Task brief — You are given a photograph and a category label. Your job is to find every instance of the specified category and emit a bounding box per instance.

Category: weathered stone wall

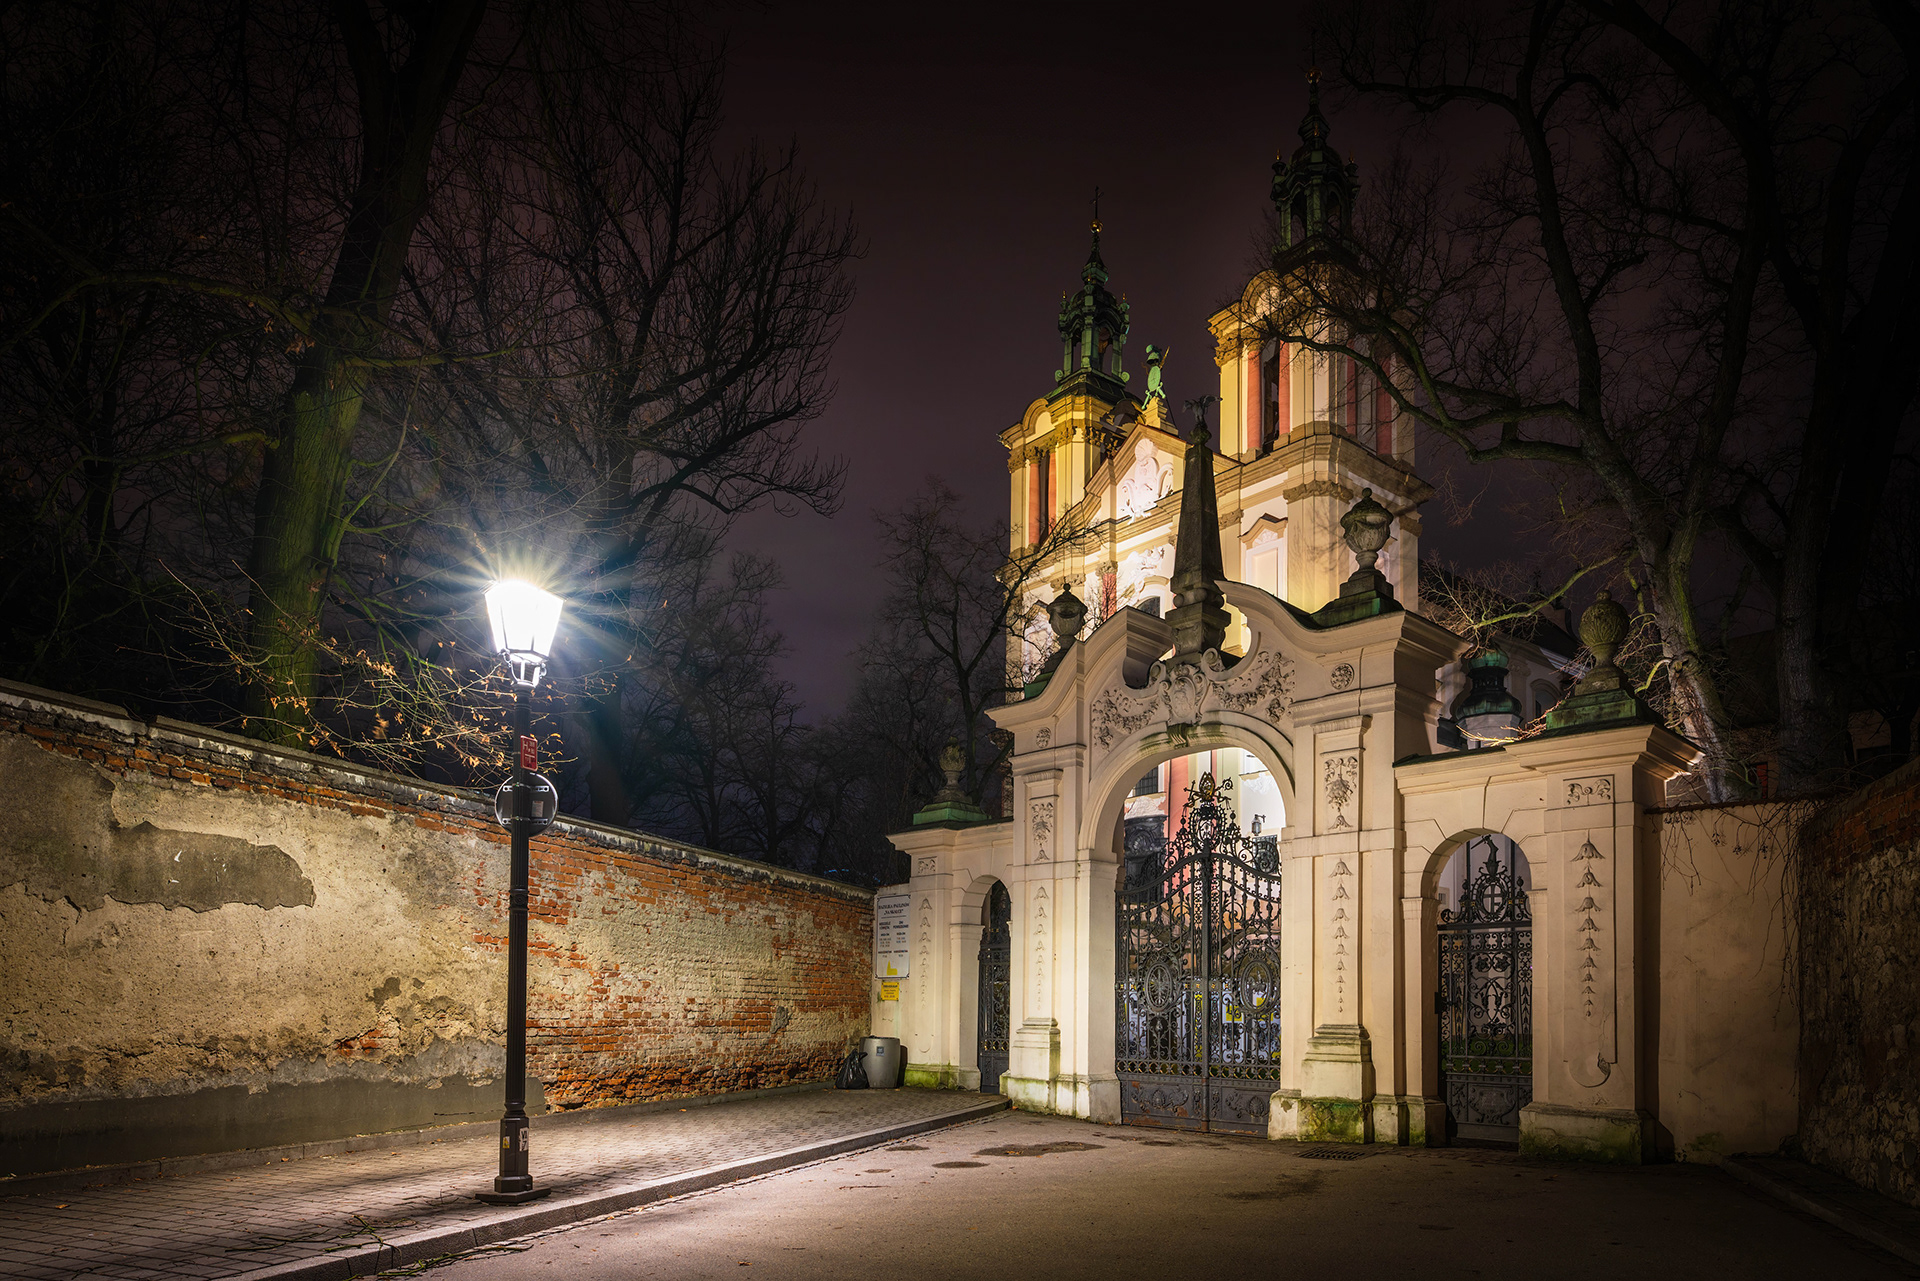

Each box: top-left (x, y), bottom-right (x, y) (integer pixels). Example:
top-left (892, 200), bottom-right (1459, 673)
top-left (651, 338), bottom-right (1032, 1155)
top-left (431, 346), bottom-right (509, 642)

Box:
top-left (0, 681), bottom-right (872, 1178)
top-left (1653, 802), bottom-right (1801, 1160)
top-left (1797, 757), bottom-right (1920, 1208)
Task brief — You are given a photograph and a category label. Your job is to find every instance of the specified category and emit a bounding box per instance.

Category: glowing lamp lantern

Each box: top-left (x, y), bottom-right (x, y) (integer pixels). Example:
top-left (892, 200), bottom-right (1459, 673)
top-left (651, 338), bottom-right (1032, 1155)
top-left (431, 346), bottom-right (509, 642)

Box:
top-left (484, 580), bottom-right (564, 687)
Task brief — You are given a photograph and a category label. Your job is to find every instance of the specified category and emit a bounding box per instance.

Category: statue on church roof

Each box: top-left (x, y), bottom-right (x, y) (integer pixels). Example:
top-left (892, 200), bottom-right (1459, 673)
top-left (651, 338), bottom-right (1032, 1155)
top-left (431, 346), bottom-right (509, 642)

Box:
top-left (1143, 343), bottom-right (1169, 404)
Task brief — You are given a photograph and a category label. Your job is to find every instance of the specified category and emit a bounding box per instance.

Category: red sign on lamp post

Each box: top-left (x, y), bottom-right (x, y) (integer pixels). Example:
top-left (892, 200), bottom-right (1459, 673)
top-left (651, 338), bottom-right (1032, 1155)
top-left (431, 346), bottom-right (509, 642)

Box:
top-left (519, 735), bottom-right (537, 771)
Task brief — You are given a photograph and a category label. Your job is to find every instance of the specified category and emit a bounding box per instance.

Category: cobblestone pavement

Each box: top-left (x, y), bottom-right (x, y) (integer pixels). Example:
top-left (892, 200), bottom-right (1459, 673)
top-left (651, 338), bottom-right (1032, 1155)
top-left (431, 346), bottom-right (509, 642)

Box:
top-left (0, 1087), bottom-right (992, 1281)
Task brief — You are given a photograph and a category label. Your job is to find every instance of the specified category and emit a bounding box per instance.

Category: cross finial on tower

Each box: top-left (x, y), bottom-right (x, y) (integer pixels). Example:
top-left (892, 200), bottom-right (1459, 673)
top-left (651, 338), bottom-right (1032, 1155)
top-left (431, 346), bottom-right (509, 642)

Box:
top-left (1091, 185), bottom-right (1103, 234)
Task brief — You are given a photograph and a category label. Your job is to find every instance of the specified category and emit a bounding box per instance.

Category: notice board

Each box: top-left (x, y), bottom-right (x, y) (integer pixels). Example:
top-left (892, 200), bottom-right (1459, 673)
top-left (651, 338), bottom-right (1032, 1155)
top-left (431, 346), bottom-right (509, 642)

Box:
top-left (875, 893), bottom-right (910, 978)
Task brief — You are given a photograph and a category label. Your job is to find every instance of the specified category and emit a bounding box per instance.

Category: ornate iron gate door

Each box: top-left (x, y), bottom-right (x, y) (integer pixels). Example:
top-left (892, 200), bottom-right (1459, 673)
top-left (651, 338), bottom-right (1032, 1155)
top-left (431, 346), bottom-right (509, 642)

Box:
top-left (977, 882), bottom-right (1011, 1094)
top-left (1117, 775), bottom-right (1282, 1134)
top-left (1437, 836), bottom-right (1533, 1142)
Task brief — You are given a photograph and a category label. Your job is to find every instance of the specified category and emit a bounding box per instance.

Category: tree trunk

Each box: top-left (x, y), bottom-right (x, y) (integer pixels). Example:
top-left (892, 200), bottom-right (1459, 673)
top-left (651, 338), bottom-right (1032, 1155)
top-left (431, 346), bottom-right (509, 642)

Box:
top-left (242, 351), bottom-right (371, 743)
top-left (581, 677), bottom-right (633, 824)
top-left (240, 0), bottom-right (486, 744)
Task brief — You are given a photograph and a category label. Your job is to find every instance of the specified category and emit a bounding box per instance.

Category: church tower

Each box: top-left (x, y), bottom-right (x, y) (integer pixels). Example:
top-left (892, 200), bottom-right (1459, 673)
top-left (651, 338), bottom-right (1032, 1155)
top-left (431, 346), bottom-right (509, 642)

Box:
top-left (1208, 70), bottom-right (1430, 615)
top-left (1003, 219), bottom-right (1141, 557)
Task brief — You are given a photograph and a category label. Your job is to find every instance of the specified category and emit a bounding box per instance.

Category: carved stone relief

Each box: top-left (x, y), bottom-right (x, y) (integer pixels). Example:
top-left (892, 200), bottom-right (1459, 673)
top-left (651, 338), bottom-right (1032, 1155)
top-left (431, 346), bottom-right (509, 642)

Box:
top-left (1330, 856), bottom-right (1355, 1017)
top-left (1329, 662), bottom-right (1356, 691)
top-left (1090, 648), bottom-right (1295, 750)
top-left (915, 894), bottom-right (934, 1053)
top-left (1116, 544), bottom-right (1170, 605)
top-left (1115, 439), bottom-right (1173, 522)
top-left (1569, 834), bottom-right (1615, 1088)
top-left (1031, 883), bottom-right (1051, 1013)
top-left (1323, 755), bottom-right (1358, 830)
top-left (1565, 776), bottom-right (1614, 806)
top-left (1035, 727), bottom-right (1051, 749)
top-left (917, 855), bottom-right (937, 876)
top-left (1030, 799), bottom-right (1055, 863)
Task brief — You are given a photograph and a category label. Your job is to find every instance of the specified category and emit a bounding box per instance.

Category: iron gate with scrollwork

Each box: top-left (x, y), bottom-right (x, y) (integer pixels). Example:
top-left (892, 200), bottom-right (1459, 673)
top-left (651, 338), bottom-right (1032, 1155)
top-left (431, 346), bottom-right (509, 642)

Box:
top-left (976, 882), bottom-right (1011, 1094)
top-left (1116, 774), bottom-right (1283, 1134)
top-left (1437, 835), bottom-right (1533, 1142)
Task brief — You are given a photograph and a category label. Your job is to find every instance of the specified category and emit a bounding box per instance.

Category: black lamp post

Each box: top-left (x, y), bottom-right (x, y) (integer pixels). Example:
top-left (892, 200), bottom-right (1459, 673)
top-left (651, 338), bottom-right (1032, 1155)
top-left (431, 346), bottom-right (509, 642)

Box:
top-left (477, 578), bottom-right (563, 1205)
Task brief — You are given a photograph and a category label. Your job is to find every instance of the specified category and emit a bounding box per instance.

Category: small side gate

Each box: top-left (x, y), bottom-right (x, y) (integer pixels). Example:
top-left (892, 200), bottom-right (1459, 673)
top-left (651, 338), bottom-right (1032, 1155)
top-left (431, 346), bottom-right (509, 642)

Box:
top-left (1116, 775), bottom-right (1282, 1134)
top-left (976, 882), bottom-right (1011, 1093)
top-left (1437, 835), bottom-right (1533, 1142)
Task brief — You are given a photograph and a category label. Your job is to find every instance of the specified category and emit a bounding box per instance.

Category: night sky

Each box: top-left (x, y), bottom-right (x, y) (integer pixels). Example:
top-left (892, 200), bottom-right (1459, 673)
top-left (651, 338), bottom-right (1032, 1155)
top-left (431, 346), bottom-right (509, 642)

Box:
top-left (716, 1), bottom-right (1516, 712)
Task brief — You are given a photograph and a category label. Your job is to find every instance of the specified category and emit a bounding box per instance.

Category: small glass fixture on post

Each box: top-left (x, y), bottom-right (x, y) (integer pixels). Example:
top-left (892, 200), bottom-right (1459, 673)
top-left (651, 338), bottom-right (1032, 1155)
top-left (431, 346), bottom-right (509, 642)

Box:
top-left (476, 579), bottom-right (564, 1205)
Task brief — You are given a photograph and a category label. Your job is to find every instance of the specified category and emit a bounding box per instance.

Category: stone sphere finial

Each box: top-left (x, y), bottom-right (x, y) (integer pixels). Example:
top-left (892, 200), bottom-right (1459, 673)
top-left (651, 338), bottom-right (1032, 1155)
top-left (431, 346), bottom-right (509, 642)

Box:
top-left (1340, 487), bottom-right (1393, 571)
top-left (1579, 589), bottom-right (1630, 674)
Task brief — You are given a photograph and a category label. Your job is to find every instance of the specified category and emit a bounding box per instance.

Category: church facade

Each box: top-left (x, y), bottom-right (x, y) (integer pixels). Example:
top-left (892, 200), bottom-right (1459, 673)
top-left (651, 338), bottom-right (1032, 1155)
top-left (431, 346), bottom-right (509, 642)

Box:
top-left (877, 86), bottom-right (1785, 1162)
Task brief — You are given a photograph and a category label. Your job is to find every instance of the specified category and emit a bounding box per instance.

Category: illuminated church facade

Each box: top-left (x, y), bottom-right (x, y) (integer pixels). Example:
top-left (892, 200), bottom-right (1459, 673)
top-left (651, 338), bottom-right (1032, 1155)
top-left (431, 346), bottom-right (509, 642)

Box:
top-left (878, 81), bottom-right (1795, 1163)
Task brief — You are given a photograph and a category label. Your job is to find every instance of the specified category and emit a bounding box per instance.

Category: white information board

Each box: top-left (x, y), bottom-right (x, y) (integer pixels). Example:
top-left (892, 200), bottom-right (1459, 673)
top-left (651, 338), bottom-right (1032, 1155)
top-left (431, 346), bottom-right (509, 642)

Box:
top-left (875, 893), bottom-right (910, 978)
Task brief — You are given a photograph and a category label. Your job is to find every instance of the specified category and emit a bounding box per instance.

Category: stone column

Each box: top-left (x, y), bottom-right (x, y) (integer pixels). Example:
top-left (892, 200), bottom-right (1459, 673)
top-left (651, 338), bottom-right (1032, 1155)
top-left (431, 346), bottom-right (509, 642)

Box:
top-left (1397, 888), bottom-right (1445, 1144)
top-left (1294, 713), bottom-right (1379, 1142)
top-left (1006, 773), bottom-right (1062, 1109)
top-left (1244, 341), bottom-right (1261, 454)
top-left (1520, 768), bottom-right (1651, 1162)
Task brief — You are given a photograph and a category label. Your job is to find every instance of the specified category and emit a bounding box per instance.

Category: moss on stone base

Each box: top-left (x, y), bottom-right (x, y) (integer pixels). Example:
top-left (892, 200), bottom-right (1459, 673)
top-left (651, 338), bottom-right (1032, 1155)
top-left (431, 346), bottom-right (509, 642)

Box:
top-left (1299, 1098), bottom-right (1373, 1143)
top-left (1519, 1103), bottom-right (1650, 1164)
top-left (902, 1064), bottom-right (961, 1090)
top-left (1001, 1075), bottom-right (1056, 1114)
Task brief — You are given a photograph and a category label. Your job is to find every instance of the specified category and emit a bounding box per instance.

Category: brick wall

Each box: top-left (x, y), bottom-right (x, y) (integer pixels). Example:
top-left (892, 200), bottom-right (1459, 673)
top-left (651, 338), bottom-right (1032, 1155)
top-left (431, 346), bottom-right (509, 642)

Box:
top-left (1797, 756), bottom-right (1920, 1207)
top-left (0, 680), bottom-right (873, 1178)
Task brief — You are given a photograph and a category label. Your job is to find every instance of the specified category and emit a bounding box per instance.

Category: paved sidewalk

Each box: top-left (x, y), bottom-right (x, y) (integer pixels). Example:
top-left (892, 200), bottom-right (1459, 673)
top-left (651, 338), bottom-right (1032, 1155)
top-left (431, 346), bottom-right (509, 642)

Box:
top-left (0, 1087), bottom-right (1005, 1281)
top-left (1720, 1153), bottom-right (1920, 1266)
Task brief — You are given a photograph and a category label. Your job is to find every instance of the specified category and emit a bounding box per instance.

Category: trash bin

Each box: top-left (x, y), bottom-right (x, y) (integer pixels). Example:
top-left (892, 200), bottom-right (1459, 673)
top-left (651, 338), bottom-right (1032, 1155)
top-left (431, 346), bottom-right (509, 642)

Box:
top-left (860, 1035), bottom-right (902, 1089)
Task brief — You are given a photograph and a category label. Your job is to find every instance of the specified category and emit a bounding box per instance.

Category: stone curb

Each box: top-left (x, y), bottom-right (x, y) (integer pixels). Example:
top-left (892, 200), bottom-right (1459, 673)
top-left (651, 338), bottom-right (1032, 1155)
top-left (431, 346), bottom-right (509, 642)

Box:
top-left (1716, 1155), bottom-right (1920, 1267)
top-left (224, 1097), bottom-right (1009, 1281)
top-left (1, 1080), bottom-right (834, 1199)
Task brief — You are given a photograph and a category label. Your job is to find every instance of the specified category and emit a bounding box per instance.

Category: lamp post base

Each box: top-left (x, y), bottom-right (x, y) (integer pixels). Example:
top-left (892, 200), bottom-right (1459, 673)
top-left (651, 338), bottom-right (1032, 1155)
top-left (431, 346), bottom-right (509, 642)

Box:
top-left (476, 1185), bottom-right (554, 1205)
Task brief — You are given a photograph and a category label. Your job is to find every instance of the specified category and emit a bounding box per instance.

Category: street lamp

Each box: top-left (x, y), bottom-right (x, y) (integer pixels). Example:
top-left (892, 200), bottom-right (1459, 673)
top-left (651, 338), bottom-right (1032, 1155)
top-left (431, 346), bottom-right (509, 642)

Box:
top-left (477, 578), bottom-right (563, 1205)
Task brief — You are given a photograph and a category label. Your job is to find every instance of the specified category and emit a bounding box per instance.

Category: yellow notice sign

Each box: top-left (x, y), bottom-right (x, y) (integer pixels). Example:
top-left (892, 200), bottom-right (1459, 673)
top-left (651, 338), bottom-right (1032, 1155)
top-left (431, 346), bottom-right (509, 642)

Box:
top-left (879, 979), bottom-right (900, 1001)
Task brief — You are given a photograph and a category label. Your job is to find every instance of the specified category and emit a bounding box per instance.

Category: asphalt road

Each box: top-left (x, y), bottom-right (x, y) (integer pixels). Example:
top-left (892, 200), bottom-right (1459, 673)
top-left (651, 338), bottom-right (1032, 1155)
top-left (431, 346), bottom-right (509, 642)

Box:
top-left (428, 1111), bottom-right (1918, 1280)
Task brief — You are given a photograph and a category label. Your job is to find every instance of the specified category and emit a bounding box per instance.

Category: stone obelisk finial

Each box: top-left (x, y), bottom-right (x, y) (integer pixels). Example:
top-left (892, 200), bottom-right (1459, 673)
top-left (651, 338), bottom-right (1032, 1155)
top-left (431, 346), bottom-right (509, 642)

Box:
top-left (1167, 396), bottom-right (1228, 665)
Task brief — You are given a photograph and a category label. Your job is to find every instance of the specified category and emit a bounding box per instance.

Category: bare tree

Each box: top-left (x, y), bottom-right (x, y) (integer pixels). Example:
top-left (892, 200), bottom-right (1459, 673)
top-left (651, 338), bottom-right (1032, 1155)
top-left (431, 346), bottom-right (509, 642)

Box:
top-left (358, 4), bottom-right (856, 819)
top-left (0, 2), bottom-right (279, 709)
top-left (849, 480), bottom-right (1095, 816)
top-left (1257, 0), bottom-right (1917, 797)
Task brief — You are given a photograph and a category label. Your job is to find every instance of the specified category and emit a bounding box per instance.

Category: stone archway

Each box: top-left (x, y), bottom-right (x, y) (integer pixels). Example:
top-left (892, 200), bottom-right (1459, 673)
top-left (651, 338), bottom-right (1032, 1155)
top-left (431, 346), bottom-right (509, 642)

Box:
top-left (1089, 728), bottom-right (1292, 1133)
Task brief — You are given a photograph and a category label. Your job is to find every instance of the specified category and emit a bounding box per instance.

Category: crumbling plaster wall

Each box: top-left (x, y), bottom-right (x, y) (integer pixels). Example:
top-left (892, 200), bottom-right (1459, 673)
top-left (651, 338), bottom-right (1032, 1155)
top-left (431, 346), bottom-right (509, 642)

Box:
top-left (0, 682), bottom-right (872, 1178)
top-left (1797, 757), bottom-right (1920, 1208)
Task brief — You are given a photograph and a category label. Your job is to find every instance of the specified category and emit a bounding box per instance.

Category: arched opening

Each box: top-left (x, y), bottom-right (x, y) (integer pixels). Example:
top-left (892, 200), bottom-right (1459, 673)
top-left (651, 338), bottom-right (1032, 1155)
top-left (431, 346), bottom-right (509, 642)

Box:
top-left (975, 881), bottom-right (1011, 1095)
top-left (1120, 748), bottom-right (1283, 884)
top-left (1115, 761), bottom-right (1286, 1134)
top-left (1435, 834), bottom-right (1533, 1145)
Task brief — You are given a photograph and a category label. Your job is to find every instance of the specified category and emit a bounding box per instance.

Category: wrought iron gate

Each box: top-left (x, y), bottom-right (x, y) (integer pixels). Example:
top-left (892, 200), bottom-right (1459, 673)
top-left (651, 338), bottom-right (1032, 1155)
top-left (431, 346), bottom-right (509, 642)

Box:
top-left (977, 882), bottom-right (1011, 1094)
top-left (1116, 774), bottom-right (1283, 1133)
top-left (1437, 835), bottom-right (1533, 1142)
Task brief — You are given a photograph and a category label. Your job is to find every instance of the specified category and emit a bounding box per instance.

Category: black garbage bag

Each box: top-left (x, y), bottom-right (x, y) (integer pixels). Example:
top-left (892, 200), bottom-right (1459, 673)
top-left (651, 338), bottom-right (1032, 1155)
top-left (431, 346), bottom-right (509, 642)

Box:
top-left (835, 1045), bottom-right (869, 1090)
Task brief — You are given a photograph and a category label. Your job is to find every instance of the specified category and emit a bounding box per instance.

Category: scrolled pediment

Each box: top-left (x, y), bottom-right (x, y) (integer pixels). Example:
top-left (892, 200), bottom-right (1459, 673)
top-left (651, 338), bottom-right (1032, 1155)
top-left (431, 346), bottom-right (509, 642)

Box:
top-left (1091, 648), bottom-right (1295, 750)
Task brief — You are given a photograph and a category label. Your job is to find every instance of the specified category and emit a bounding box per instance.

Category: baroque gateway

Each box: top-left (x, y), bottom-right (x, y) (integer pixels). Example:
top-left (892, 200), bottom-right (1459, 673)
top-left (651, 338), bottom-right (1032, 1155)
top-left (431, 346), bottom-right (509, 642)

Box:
top-left (879, 83), bottom-right (1782, 1162)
